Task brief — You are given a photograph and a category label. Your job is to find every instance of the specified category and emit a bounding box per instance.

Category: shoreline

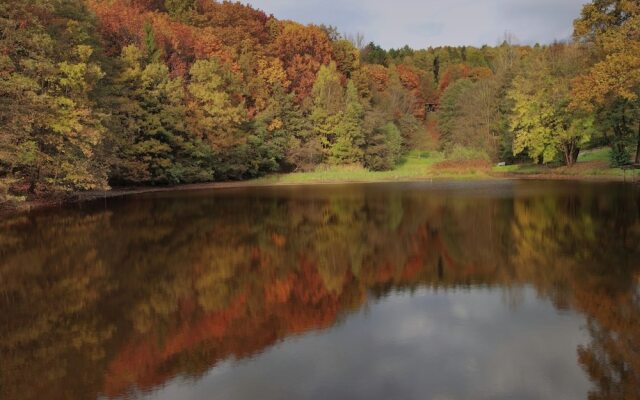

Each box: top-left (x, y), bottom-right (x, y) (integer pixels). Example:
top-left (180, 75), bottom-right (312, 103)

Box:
top-left (1, 172), bottom-right (638, 216)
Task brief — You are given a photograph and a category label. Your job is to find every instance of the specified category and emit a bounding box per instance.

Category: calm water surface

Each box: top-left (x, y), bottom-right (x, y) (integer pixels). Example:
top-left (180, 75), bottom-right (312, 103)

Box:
top-left (1, 180), bottom-right (639, 400)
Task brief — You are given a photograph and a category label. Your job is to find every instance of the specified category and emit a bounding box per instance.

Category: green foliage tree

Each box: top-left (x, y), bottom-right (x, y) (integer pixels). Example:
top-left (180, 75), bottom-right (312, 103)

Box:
top-left (143, 21), bottom-right (161, 64)
top-left (108, 45), bottom-right (213, 184)
top-left (363, 110), bottom-right (403, 171)
top-left (163, 0), bottom-right (196, 20)
top-left (310, 62), bottom-right (345, 161)
top-left (187, 59), bottom-right (246, 179)
top-left (573, 0), bottom-right (640, 163)
top-left (361, 42), bottom-right (387, 66)
top-left (250, 85), bottom-right (297, 174)
top-left (375, 66), bottom-right (421, 148)
top-left (438, 79), bottom-right (474, 153)
top-left (330, 81), bottom-right (365, 164)
top-left (332, 40), bottom-right (360, 78)
top-left (592, 99), bottom-right (638, 166)
top-left (509, 46), bottom-right (593, 166)
top-left (388, 45), bottom-right (415, 62)
top-left (0, 0), bottom-right (109, 195)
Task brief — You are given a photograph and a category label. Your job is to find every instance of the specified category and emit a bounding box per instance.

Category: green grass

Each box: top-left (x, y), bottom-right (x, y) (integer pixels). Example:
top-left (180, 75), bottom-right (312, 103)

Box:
top-left (493, 164), bottom-right (543, 174)
top-left (578, 147), bottom-right (611, 162)
top-left (257, 150), bottom-right (491, 184)
top-left (492, 147), bottom-right (640, 179)
top-left (255, 147), bottom-right (639, 186)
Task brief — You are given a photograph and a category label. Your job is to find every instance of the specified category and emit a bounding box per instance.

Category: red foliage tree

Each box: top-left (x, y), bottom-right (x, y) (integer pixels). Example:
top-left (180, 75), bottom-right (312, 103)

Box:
top-left (364, 64), bottom-right (390, 92)
top-left (397, 64), bottom-right (426, 119)
top-left (196, 0), bottom-right (272, 50)
top-left (271, 22), bottom-right (333, 101)
top-left (88, 0), bottom-right (235, 77)
top-left (438, 63), bottom-right (493, 95)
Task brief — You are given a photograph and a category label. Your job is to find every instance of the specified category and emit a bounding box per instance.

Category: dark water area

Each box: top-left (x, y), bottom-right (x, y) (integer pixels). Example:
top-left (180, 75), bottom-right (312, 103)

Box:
top-left (1, 180), bottom-right (639, 400)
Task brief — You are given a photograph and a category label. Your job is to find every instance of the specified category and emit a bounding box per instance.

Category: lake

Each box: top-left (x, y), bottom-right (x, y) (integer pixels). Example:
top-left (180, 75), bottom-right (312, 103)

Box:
top-left (1, 180), bottom-right (639, 400)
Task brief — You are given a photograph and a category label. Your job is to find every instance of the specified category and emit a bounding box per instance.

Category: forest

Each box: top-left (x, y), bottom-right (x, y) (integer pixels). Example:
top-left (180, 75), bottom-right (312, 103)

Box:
top-left (1, 0), bottom-right (639, 202)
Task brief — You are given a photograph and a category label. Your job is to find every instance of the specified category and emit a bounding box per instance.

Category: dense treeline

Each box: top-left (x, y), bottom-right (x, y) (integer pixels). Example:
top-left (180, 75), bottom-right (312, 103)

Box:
top-left (438, 0), bottom-right (640, 167)
top-left (0, 0), bottom-right (424, 199)
top-left (1, 0), bottom-right (639, 201)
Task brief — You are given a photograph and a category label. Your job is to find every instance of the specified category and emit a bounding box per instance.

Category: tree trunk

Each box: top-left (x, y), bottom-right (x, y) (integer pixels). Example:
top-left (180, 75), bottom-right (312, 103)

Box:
top-left (635, 120), bottom-right (640, 164)
top-left (564, 142), bottom-right (579, 166)
top-left (572, 146), bottom-right (580, 165)
top-left (28, 167), bottom-right (40, 194)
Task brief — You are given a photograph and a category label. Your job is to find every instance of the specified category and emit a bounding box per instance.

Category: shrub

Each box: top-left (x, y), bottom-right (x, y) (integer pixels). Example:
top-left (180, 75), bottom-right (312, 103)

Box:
top-left (610, 143), bottom-right (631, 167)
top-left (0, 178), bottom-right (25, 204)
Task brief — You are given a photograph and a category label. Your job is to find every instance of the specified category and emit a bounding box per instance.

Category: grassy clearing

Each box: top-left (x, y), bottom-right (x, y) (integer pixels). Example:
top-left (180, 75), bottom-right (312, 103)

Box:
top-left (578, 147), bottom-right (611, 162)
top-left (258, 150), bottom-right (492, 184)
top-left (492, 147), bottom-right (640, 179)
top-left (491, 163), bottom-right (628, 177)
top-left (256, 147), bottom-right (639, 185)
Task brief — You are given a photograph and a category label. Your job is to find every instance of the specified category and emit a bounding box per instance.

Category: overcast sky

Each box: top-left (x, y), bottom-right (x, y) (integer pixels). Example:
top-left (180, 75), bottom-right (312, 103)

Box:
top-left (243, 0), bottom-right (587, 49)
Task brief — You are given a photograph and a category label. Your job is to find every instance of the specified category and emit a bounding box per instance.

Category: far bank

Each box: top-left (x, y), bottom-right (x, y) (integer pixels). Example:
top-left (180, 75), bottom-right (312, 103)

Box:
top-left (2, 153), bottom-right (639, 216)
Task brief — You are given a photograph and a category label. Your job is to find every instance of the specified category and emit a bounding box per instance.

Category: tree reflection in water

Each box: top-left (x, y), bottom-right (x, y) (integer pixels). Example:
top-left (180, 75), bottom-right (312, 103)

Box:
top-left (0, 181), bottom-right (638, 400)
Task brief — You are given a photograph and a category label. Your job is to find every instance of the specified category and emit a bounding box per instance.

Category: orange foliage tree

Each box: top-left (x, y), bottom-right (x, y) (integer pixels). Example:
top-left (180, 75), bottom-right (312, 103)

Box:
top-left (271, 22), bottom-right (334, 101)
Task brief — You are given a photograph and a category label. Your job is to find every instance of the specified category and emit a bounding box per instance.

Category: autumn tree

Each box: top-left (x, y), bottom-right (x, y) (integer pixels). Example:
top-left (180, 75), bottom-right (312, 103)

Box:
top-left (509, 45), bottom-right (593, 166)
top-left (437, 59), bottom-right (515, 161)
top-left (397, 64), bottom-right (426, 120)
top-left (572, 0), bottom-right (640, 163)
top-left (309, 62), bottom-right (345, 161)
top-left (332, 39), bottom-right (360, 78)
top-left (107, 45), bottom-right (213, 184)
top-left (243, 57), bottom-right (290, 114)
top-left (438, 79), bottom-right (475, 153)
top-left (196, 0), bottom-right (271, 50)
top-left (0, 0), bottom-right (109, 196)
top-left (272, 22), bottom-right (333, 101)
top-left (187, 58), bottom-right (246, 179)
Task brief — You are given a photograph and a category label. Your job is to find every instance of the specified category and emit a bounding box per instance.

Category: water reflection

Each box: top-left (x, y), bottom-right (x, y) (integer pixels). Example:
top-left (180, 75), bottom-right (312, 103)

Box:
top-left (0, 181), bottom-right (639, 400)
